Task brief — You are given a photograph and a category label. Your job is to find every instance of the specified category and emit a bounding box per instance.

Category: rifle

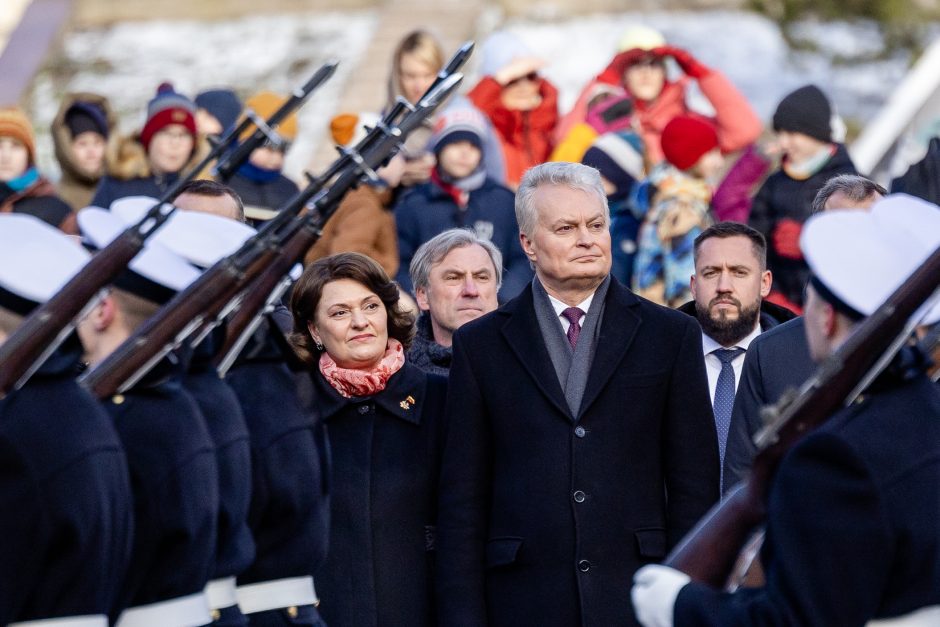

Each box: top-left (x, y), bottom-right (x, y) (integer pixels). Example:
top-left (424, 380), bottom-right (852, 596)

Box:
top-left (664, 245), bottom-right (940, 588)
top-left (214, 42), bottom-right (476, 373)
top-left (213, 62), bottom-right (337, 181)
top-left (0, 65), bottom-right (329, 397)
top-left (79, 72), bottom-right (464, 399)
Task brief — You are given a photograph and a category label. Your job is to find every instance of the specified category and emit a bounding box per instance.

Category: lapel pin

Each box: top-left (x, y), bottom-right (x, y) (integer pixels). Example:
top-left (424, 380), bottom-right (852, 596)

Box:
top-left (400, 395), bottom-right (416, 410)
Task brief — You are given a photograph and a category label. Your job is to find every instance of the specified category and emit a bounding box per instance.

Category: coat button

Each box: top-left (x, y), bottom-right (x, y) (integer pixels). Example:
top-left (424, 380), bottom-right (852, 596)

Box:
top-left (574, 426), bottom-right (586, 438)
top-left (573, 490), bottom-right (586, 503)
top-left (579, 559), bottom-right (591, 572)
top-left (358, 404), bottom-right (370, 415)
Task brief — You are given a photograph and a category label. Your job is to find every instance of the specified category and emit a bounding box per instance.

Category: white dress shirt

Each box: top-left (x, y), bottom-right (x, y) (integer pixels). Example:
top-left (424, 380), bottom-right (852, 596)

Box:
top-left (702, 323), bottom-right (762, 404)
top-left (547, 292), bottom-right (595, 333)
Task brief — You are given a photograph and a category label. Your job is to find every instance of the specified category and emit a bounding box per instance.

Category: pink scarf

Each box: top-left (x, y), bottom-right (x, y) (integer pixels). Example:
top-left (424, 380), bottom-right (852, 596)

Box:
top-left (318, 338), bottom-right (405, 398)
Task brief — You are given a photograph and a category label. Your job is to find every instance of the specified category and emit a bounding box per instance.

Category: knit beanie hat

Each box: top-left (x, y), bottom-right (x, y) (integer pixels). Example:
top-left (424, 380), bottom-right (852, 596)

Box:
top-left (0, 108), bottom-right (36, 164)
top-left (330, 111), bottom-right (381, 148)
top-left (772, 84), bottom-right (833, 143)
top-left (660, 115), bottom-right (719, 171)
top-left (194, 89), bottom-right (242, 135)
top-left (582, 130), bottom-right (645, 200)
top-left (65, 101), bottom-right (109, 140)
top-left (241, 91), bottom-right (298, 143)
top-left (140, 82), bottom-right (197, 150)
top-left (430, 106), bottom-right (487, 155)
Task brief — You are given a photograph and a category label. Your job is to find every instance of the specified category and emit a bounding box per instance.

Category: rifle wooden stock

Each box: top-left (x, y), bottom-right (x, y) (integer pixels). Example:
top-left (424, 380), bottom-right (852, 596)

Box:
top-left (665, 245), bottom-right (940, 587)
top-left (80, 238), bottom-right (280, 398)
top-left (81, 73), bottom-right (466, 396)
top-left (215, 61), bottom-right (338, 181)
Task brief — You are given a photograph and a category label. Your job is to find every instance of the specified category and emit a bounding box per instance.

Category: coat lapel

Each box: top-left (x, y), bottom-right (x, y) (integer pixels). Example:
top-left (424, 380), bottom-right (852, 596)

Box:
top-left (499, 286), bottom-right (573, 421)
top-left (577, 280), bottom-right (643, 419)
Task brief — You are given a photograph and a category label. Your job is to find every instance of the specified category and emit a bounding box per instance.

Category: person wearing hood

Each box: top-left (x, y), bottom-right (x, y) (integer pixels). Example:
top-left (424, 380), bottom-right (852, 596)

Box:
top-left (394, 105), bottom-right (531, 301)
top-left (564, 25), bottom-right (761, 166)
top-left (91, 82), bottom-right (208, 208)
top-left (468, 31), bottom-right (559, 188)
top-left (0, 107), bottom-right (78, 233)
top-left (748, 84), bottom-right (858, 313)
top-left (223, 91), bottom-right (300, 224)
top-left (51, 93), bottom-right (114, 210)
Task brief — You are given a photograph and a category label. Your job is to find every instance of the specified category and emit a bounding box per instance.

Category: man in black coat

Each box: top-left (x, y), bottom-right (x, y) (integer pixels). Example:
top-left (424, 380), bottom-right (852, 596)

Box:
top-left (436, 162), bottom-right (719, 627)
top-left (631, 199), bottom-right (940, 627)
top-left (723, 175), bottom-right (885, 493)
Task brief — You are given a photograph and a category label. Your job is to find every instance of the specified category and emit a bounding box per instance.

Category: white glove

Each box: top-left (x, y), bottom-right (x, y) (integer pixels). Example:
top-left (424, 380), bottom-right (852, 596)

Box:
top-left (631, 564), bottom-right (691, 627)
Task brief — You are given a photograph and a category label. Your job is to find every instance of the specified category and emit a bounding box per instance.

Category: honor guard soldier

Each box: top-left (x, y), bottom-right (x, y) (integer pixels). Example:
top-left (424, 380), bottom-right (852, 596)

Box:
top-left (0, 215), bottom-right (133, 627)
top-left (112, 194), bottom-right (258, 626)
top-left (227, 296), bottom-right (329, 626)
top-left (632, 195), bottom-right (940, 627)
top-left (77, 208), bottom-right (219, 627)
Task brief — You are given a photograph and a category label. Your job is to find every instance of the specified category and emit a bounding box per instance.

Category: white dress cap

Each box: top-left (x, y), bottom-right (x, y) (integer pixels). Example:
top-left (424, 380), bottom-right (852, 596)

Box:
top-left (0, 214), bottom-right (91, 312)
top-left (801, 206), bottom-right (938, 320)
top-left (78, 208), bottom-right (201, 300)
top-left (109, 196), bottom-right (257, 268)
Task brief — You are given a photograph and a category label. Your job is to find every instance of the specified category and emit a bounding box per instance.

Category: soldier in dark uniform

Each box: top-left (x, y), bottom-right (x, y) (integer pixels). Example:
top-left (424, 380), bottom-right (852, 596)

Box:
top-left (77, 208), bottom-right (219, 626)
top-left (0, 214), bottom-right (133, 627)
top-left (227, 313), bottom-right (330, 627)
top-left (631, 196), bottom-right (940, 627)
top-left (111, 189), bottom-right (259, 626)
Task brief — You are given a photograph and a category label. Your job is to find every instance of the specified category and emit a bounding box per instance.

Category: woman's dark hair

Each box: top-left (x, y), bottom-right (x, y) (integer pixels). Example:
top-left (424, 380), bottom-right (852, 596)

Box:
top-left (289, 252), bottom-right (416, 366)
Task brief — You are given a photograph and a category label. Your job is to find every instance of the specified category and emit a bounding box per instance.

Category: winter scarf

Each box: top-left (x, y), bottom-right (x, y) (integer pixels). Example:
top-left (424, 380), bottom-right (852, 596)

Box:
top-left (318, 338), bottom-right (406, 398)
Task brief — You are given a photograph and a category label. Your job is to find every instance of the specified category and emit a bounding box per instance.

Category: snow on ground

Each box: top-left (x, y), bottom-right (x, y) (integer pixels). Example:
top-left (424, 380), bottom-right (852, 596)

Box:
top-left (26, 8), bottom-right (938, 182)
top-left (27, 11), bottom-right (379, 181)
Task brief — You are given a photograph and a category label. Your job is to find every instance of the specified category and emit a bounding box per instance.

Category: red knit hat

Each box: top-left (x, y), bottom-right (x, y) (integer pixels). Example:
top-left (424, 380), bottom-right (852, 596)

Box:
top-left (660, 115), bottom-right (719, 171)
top-left (140, 82), bottom-right (197, 150)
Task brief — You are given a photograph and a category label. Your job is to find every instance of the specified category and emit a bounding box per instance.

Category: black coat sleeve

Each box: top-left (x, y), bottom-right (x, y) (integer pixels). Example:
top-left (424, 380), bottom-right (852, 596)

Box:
top-left (663, 317), bottom-right (721, 547)
top-left (435, 330), bottom-right (490, 626)
top-left (675, 432), bottom-right (891, 626)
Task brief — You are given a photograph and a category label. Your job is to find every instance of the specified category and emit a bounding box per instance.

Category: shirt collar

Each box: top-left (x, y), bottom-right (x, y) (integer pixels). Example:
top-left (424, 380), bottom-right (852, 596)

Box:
top-left (547, 290), bottom-right (595, 320)
top-left (702, 320), bottom-right (762, 356)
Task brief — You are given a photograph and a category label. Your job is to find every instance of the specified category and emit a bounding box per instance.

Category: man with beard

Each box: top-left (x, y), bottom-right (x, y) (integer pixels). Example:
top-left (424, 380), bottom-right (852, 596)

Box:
top-left (679, 222), bottom-right (796, 484)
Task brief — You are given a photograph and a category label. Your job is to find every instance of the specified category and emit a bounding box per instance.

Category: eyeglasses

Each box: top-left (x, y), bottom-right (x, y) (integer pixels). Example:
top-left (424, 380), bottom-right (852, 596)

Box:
top-left (505, 72), bottom-right (539, 87)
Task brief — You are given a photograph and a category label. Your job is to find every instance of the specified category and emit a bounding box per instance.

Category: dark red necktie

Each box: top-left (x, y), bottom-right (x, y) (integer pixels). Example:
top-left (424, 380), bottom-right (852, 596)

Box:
top-left (561, 307), bottom-right (585, 349)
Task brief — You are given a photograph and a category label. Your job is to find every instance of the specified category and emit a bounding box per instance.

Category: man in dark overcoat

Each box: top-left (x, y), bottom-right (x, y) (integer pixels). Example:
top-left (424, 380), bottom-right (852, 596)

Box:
top-left (632, 197), bottom-right (940, 626)
top-left (436, 161), bottom-right (720, 627)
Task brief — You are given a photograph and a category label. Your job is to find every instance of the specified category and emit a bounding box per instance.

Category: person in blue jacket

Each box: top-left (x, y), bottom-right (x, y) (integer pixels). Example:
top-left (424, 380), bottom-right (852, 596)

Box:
top-left (0, 214), bottom-right (133, 627)
top-left (394, 105), bottom-right (531, 301)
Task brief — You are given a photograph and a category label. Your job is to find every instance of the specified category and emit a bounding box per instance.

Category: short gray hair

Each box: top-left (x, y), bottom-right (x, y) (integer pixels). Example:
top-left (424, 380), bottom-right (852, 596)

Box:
top-left (811, 174), bottom-right (887, 214)
top-left (515, 162), bottom-right (609, 237)
top-left (409, 228), bottom-right (504, 291)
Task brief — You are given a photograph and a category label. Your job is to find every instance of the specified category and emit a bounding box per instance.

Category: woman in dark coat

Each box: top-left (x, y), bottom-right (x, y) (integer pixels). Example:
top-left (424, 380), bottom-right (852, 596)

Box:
top-left (289, 252), bottom-right (447, 627)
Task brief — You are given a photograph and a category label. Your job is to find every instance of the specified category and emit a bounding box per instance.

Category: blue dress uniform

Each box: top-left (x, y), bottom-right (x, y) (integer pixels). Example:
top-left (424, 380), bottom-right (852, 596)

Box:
top-left (0, 214), bottom-right (133, 627)
top-left (0, 337), bottom-right (134, 626)
top-left (181, 332), bottom-right (255, 627)
top-left (312, 362), bottom-right (447, 627)
top-left (226, 319), bottom-right (330, 627)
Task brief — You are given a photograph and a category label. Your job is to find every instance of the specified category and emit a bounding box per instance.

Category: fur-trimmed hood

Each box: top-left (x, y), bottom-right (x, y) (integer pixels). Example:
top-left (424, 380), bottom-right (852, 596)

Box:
top-left (51, 92), bottom-right (116, 186)
top-left (105, 131), bottom-right (210, 182)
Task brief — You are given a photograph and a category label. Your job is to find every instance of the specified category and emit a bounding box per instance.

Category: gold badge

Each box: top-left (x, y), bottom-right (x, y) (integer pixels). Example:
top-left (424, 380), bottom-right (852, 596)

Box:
top-left (399, 395), bottom-right (416, 410)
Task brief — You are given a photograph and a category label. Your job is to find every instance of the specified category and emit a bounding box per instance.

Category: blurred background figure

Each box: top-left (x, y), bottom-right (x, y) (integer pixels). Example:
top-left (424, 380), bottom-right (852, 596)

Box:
top-left (225, 90), bottom-right (300, 224)
top-left (0, 107), bottom-right (77, 232)
top-left (51, 93), bottom-right (113, 210)
top-left (91, 82), bottom-right (207, 207)
top-left (748, 84), bottom-right (858, 314)
top-left (468, 30), bottom-right (558, 188)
